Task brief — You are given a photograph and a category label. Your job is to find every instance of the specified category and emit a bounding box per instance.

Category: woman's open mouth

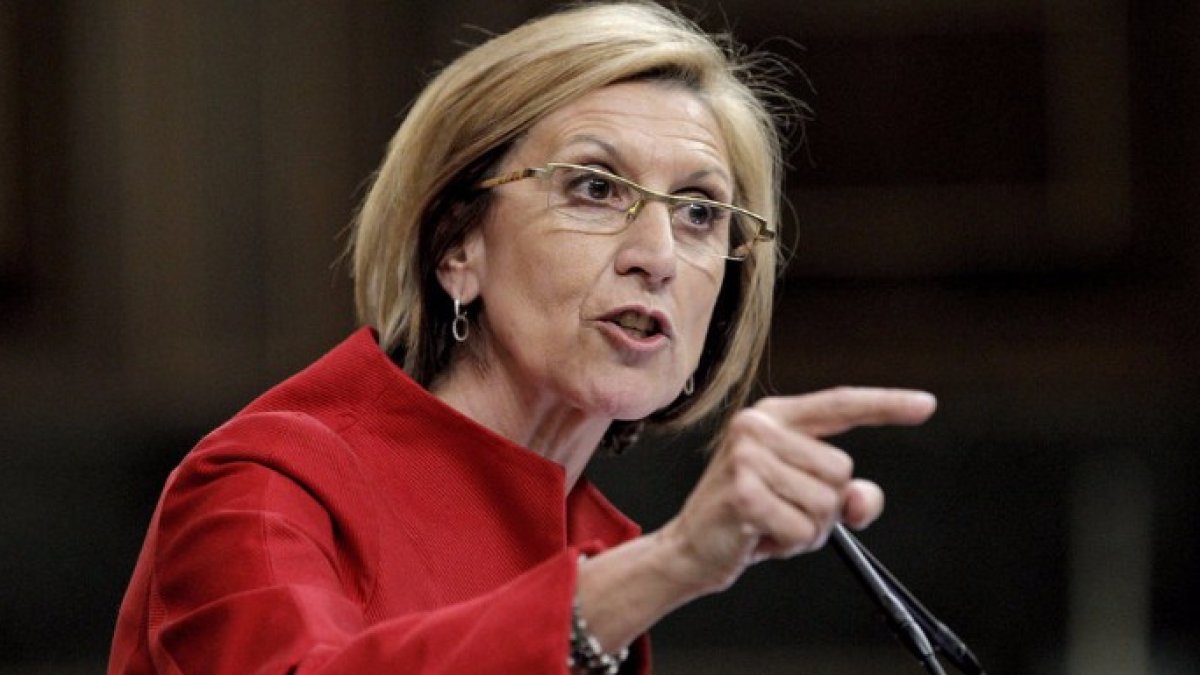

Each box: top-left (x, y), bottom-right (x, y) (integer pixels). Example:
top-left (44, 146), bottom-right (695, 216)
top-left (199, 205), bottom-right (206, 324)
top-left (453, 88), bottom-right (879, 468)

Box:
top-left (596, 306), bottom-right (673, 353)
top-left (612, 310), bottom-right (662, 339)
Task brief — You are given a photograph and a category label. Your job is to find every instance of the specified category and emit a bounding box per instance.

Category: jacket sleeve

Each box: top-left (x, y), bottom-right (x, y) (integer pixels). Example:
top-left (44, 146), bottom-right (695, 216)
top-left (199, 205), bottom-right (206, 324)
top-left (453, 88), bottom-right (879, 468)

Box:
top-left (109, 414), bottom-right (648, 675)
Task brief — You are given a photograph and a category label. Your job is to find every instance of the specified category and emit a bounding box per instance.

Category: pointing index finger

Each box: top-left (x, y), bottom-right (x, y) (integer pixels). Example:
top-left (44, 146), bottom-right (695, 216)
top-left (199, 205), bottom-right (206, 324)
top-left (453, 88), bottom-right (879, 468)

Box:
top-left (754, 387), bottom-right (937, 438)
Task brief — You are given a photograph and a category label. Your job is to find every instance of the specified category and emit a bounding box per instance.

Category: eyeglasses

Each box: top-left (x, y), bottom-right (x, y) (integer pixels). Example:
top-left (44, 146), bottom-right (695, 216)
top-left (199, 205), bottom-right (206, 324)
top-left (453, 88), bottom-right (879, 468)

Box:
top-left (476, 162), bottom-right (775, 262)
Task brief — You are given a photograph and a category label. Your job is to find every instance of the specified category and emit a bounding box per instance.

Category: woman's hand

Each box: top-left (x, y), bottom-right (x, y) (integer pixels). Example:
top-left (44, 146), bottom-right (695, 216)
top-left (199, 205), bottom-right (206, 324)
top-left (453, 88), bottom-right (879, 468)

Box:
top-left (573, 387), bottom-right (935, 655)
top-left (657, 386), bottom-right (937, 595)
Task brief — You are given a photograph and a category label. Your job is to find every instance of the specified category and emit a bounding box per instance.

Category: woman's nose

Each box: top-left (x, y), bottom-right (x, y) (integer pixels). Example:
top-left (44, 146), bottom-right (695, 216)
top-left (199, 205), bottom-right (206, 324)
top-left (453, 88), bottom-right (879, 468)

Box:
top-left (614, 199), bottom-right (677, 284)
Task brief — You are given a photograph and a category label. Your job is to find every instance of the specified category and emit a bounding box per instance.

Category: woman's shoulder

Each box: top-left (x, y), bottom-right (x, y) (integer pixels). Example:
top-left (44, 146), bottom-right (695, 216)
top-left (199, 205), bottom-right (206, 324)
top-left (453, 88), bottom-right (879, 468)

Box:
top-left (160, 329), bottom-right (397, 518)
top-left (237, 328), bottom-right (411, 426)
top-left (167, 409), bottom-right (375, 522)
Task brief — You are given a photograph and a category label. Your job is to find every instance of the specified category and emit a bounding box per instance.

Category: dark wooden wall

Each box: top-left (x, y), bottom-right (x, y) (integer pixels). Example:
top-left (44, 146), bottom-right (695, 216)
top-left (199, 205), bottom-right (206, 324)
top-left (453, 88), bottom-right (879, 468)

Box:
top-left (1, 1), bottom-right (1196, 673)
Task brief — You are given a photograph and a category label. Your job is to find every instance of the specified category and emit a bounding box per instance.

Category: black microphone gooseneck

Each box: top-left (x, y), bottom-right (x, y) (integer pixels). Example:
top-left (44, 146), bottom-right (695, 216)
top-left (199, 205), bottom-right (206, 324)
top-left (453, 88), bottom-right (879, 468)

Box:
top-left (830, 524), bottom-right (985, 675)
top-left (829, 525), bottom-right (946, 675)
top-left (841, 527), bottom-right (985, 675)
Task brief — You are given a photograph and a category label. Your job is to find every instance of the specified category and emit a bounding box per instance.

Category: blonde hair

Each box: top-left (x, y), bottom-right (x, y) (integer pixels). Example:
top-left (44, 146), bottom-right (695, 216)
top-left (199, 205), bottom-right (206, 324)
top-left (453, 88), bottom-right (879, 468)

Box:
top-left (350, 1), bottom-right (790, 448)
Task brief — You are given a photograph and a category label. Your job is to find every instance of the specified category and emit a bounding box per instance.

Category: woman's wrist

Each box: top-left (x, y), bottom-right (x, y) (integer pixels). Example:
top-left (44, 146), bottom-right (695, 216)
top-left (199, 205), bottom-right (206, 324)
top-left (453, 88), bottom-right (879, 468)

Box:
top-left (572, 530), bottom-right (719, 659)
top-left (567, 581), bottom-right (630, 675)
top-left (650, 519), bottom-right (744, 597)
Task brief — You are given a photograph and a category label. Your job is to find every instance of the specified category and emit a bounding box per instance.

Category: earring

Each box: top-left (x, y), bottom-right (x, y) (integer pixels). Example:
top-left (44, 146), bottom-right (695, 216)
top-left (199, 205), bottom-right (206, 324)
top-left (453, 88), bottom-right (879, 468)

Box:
top-left (683, 374), bottom-right (695, 396)
top-left (452, 297), bottom-right (469, 343)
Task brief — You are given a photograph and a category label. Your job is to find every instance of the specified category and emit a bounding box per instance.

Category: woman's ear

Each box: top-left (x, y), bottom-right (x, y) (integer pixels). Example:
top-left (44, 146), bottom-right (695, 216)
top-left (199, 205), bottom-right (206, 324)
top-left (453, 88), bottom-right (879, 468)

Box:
top-left (436, 227), bottom-right (484, 304)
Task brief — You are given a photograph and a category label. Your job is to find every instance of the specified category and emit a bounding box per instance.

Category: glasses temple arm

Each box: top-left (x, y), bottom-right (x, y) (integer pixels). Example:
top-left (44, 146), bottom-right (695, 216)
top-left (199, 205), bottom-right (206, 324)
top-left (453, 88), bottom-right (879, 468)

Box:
top-left (476, 167), bottom-right (542, 190)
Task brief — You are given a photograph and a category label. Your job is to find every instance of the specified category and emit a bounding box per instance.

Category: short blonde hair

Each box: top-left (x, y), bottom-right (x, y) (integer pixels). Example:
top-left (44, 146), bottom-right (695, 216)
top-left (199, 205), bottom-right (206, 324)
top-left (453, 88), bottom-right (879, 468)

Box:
top-left (351, 1), bottom-right (790, 448)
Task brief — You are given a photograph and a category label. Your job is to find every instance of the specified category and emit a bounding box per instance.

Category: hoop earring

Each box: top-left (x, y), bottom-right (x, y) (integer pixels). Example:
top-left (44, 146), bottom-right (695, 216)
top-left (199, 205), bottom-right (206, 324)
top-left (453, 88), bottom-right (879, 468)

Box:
top-left (452, 297), bottom-right (469, 343)
top-left (683, 374), bottom-right (695, 396)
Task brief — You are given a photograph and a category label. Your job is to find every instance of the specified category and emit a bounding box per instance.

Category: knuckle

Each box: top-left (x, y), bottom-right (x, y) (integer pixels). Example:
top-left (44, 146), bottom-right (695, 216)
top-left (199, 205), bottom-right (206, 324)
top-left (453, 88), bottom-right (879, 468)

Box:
top-left (809, 487), bottom-right (840, 522)
top-left (725, 415), bottom-right (752, 443)
top-left (829, 450), bottom-right (854, 483)
top-left (729, 472), bottom-right (762, 515)
top-left (788, 518), bottom-right (819, 555)
top-left (724, 438), bottom-right (758, 469)
top-left (730, 407), bottom-right (773, 437)
top-left (752, 396), bottom-right (785, 416)
top-left (827, 386), bottom-right (858, 413)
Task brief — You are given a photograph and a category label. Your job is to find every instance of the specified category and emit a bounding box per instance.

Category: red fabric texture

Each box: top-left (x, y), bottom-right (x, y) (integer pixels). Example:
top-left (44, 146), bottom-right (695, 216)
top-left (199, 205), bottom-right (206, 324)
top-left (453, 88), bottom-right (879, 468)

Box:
top-left (109, 328), bottom-right (648, 674)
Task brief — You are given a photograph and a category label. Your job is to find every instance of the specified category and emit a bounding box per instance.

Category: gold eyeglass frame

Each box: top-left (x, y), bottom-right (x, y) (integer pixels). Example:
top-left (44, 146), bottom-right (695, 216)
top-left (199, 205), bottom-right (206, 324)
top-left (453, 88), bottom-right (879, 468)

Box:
top-left (476, 162), bottom-right (775, 262)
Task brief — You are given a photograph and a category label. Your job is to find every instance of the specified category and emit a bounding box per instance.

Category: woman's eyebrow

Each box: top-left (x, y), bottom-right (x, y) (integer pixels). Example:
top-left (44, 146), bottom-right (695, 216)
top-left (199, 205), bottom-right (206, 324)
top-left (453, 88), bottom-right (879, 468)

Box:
top-left (682, 168), bottom-right (733, 195)
top-left (559, 134), bottom-right (624, 162)
top-left (560, 133), bottom-right (733, 193)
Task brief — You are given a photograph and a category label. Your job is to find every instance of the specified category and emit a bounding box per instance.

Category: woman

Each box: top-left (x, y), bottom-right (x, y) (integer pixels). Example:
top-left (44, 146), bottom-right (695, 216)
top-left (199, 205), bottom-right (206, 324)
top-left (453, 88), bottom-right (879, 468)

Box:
top-left (109, 2), bottom-right (936, 673)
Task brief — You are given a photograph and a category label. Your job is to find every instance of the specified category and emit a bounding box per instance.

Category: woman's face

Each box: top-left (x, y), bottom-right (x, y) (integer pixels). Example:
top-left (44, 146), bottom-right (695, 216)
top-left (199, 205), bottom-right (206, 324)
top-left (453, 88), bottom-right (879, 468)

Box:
top-left (450, 80), bottom-right (732, 421)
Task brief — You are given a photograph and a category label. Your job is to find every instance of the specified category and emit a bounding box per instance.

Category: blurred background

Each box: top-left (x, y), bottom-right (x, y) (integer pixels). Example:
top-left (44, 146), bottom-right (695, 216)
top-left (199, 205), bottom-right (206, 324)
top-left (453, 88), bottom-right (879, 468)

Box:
top-left (1, 0), bottom-right (1196, 673)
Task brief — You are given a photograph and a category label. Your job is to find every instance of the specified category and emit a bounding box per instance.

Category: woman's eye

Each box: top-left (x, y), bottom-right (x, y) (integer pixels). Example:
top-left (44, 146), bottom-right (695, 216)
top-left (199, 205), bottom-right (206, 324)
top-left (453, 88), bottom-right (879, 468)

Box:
top-left (683, 203), bottom-right (715, 227)
top-left (582, 176), bottom-right (613, 201)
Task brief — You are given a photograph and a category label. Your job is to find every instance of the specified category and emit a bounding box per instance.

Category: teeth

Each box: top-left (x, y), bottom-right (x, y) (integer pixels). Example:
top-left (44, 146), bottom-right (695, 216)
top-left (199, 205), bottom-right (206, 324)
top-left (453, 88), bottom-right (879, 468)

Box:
top-left (615, 311), bottom-right (657, 335)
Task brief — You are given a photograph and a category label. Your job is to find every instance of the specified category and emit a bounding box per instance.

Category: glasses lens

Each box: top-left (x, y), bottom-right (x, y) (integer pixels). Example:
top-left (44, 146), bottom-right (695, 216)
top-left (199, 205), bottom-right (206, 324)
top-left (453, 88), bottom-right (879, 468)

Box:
top-left (546, 166), bottom-right (633, 230)
top-left (544, 165), bottom-right (761, 262)
top-left (670, 202), bottom-right (737, 260)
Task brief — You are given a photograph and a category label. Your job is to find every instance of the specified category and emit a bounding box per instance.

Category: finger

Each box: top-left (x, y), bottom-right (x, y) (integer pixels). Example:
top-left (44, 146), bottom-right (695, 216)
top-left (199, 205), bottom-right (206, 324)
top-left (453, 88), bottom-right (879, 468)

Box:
top-left (841, 478), bottom-right (885, 530)
top-left (755, 387), bottom-right (937, 437)
top-left (729, 409), bottom-right (854, 486)
top-left (728, 461), bottom-right (824, 558)
top-left (757, 454), bottom-right (843, 527)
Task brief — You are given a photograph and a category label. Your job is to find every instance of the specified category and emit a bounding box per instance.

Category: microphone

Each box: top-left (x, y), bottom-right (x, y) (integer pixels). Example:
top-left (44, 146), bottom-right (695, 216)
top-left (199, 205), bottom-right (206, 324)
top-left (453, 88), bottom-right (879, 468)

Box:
top-left (830, 524), bottom-right (985, 675)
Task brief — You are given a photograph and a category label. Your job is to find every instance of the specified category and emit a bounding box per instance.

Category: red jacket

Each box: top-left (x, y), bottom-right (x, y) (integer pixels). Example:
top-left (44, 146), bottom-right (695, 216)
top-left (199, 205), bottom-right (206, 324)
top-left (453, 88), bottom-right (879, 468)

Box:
top-left (109, 328), bottom-right (649, 674)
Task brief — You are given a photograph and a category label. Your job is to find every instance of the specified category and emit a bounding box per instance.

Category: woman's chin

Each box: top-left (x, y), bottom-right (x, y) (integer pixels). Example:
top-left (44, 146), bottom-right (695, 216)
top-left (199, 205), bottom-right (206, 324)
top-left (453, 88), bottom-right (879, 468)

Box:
top-left (579, 383), bottom-right (679, 422)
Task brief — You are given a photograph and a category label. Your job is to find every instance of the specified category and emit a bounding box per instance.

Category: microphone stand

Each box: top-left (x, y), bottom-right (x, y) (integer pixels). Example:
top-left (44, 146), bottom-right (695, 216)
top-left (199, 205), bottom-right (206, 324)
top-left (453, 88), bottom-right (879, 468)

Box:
top-left (829, 525), bottom-right (985, 675)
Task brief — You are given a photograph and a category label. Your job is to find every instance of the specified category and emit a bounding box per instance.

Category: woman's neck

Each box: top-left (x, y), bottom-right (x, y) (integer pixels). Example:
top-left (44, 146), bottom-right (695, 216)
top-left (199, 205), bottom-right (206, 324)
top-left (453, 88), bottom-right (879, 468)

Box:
top-left (429, 359), bottom-right (612, 491)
